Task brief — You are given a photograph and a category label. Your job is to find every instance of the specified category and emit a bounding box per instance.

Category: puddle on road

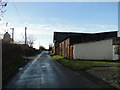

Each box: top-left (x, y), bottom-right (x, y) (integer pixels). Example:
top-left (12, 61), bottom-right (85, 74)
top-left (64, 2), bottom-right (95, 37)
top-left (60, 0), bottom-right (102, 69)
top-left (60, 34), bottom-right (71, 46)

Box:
top-left (41, 65), bottom-right (45, 68)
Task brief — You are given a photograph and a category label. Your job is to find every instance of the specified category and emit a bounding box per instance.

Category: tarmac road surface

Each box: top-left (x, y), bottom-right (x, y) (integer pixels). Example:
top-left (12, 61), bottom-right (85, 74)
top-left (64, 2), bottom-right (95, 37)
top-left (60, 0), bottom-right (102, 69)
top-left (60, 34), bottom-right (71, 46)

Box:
top-left (4, 51), bottom-right (115, 89)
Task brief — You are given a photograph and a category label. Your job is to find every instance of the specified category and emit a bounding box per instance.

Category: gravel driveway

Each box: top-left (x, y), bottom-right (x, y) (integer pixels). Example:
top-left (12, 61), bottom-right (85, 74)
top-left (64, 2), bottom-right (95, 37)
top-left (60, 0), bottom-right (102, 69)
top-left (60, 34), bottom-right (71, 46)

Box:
top-left (86, 67), bottom-right (120, 89)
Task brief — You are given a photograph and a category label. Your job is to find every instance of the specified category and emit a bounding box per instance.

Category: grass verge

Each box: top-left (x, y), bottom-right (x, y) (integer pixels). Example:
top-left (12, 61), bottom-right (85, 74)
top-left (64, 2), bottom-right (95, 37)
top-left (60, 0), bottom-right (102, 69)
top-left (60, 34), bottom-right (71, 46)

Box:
top-left (53, 55), bottom-right (120, 71)
top-left (49, 51), bottom-right (55, 56)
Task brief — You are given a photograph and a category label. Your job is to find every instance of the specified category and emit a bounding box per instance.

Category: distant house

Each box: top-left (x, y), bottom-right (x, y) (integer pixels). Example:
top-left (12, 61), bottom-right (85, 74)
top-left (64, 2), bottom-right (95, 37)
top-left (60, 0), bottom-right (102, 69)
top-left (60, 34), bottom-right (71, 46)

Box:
top-left (53, 31), bottom-right (120, 60)
top-left (3, 32), bottom-right (12, 43)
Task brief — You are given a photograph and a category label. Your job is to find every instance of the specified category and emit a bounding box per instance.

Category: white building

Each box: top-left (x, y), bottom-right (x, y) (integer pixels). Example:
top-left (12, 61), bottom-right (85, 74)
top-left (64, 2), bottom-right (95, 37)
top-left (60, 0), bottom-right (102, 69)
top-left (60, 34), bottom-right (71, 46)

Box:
top-left (73, 38), bottom-right (120, 60)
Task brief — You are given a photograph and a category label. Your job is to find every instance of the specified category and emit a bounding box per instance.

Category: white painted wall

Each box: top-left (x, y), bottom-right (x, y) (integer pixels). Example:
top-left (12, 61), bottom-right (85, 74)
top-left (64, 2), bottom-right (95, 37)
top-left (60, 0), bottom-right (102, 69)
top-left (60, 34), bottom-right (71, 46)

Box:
top-left (113, 45), bottom-right (119, 60)
top-left (73, 39), bottom-right (114, 60)
top-left (118, 31), bottom-right (120, 37)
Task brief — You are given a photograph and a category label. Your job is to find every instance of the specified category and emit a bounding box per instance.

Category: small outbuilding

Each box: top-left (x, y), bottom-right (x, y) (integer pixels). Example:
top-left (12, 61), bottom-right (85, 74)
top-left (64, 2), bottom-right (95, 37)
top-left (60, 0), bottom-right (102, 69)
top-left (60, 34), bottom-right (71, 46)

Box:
top-left (3, 32), bottom-right (12, 43)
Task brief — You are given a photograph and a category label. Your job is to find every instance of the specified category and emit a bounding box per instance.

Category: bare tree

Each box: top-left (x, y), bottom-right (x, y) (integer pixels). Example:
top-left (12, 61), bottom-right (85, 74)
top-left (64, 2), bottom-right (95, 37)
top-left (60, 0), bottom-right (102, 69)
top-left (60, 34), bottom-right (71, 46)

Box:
top-left (13, 34), bottom-right (36, 48)
top-left (27, 35), bottom-right (35, 47)
top-left (15, 34), bottom-right (25, 44)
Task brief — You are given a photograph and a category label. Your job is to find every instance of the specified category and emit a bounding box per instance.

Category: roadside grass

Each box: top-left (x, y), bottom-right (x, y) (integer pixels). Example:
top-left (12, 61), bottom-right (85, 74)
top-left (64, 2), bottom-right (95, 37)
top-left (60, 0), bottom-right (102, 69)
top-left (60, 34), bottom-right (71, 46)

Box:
top-left (50, 53), bottom-right (55, 56)
top-left (49, 51), bottom-right (55, 56)
top-left (53, 55), bottom-right (120, 71)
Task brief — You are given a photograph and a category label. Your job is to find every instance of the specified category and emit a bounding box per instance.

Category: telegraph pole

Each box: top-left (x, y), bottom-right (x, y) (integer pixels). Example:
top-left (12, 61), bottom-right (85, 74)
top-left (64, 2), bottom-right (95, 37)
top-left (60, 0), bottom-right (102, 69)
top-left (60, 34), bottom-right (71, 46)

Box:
top-left (25, 27), bottom-right (27, 44)
top-left (6, 22), bottom-right (8, 32)
top-left (10, 28), bottom-right (14, 43)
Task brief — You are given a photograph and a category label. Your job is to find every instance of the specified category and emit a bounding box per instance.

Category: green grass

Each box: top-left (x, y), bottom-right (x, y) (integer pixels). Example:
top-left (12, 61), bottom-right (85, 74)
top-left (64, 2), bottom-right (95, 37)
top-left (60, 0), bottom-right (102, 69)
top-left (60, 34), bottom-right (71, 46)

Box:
top-left (50, 53), bottom-right (55, 56)
top-left (49, 51), bottom-right (55, 56)
top-left (53, 55), bottom-right (120, 71)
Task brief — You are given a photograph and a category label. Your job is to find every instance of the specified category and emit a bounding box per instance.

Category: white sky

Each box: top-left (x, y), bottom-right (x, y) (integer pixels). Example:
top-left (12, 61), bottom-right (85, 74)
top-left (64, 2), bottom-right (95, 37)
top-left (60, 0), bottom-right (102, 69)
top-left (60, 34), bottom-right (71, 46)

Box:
top-left (5, 0), bottom-right (120, 2)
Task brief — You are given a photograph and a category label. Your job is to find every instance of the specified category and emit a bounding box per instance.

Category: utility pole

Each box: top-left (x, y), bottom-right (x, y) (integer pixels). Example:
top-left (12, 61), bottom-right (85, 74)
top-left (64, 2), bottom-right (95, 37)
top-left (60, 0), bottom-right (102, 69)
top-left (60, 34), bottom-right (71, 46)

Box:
top-left (25, 27), bottom-right (27, 44)
top-left (10, 28), bottom-right (14, 43)
top-left (6, 22), bottom-right (8, 32)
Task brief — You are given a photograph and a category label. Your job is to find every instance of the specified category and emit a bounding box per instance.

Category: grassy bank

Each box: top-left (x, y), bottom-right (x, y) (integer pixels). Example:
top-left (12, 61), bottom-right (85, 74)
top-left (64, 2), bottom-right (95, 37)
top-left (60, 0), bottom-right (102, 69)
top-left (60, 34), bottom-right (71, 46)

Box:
top-left (53, 55), bottom-right (120, 71)
top-left (2, 42), bottom-right (41, 87)
top-left (49, 51), bottom-right (55, 56)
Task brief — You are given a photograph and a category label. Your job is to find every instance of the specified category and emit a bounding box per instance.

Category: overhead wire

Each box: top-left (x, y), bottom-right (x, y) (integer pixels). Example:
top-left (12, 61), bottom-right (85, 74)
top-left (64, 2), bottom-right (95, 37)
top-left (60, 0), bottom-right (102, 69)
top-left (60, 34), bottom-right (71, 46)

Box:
top-left (0, 0), bottom-right (9, 37)
top-left (11, 2), bottom-right (24, 24)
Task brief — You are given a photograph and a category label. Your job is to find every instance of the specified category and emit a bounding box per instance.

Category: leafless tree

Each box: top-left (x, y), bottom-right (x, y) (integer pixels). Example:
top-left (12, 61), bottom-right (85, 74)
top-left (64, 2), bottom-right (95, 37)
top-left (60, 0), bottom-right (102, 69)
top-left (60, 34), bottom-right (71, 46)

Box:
top-left (13, 33), bottom-right (36, 48)
top-left (27, 35), bottom-right (35, 47)
top-left (15, 34), bottom-right (25, 44)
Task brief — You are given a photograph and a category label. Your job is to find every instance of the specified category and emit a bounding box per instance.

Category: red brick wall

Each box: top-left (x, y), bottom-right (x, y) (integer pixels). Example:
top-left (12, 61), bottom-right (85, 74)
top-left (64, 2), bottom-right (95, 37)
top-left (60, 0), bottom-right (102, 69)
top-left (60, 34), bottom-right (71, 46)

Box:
top-left (68, 39), bottom-right (70, 59)
top-left (70, 45), bottom-right (73, 59)
top-left (56, 47), bottom-right (59, 55)
top-left (59, 43), bottom-right (62, 56)
top-left (58, 38), bottom-right (73, 59)
top-left (53, 46), bottom-right (55, 54)
top-left (53, 42), bottom-right (60, 55)
top-left (64, 38), bottom-right (70, 58)
top-left (62, 41), bottom-right (64, 57)
top-left (64, 39), bottom-right (67, 58)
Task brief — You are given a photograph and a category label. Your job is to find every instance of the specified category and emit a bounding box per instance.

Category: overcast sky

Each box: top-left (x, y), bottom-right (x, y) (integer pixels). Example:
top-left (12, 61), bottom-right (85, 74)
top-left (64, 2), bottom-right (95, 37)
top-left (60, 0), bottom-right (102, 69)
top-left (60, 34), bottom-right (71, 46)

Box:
top-left (0, 1), bottom-right (118, 49)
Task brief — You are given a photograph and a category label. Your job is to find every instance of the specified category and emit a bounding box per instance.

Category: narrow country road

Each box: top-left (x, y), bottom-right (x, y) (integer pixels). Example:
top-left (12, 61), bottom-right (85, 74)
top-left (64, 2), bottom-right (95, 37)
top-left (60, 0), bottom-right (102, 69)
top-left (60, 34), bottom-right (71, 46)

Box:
top-left (4, 51), bottom-right (114, 89)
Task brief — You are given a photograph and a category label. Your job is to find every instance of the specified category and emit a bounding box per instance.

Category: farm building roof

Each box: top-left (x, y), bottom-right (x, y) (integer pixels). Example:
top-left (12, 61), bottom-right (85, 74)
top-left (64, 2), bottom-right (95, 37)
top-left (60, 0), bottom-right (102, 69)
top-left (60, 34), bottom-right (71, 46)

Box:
top-left (70, 31), bottom-right (118, 45)
top-left (53, 32), bottom-right (91, 43)
top-left (53, 31), bottom-right (117, 45)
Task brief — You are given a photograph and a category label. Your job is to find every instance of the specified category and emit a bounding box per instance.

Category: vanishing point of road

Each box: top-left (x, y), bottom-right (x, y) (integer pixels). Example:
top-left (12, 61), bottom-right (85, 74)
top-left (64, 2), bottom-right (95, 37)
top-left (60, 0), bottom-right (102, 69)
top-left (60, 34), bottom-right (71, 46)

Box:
top-left (4, 51), bottom-right (115, 89)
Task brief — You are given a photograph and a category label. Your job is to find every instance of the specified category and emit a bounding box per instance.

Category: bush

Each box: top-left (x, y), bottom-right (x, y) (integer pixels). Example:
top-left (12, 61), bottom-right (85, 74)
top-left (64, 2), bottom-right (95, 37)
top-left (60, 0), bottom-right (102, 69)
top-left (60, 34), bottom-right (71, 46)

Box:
top-left (2, 42), bottom-right (40, 87)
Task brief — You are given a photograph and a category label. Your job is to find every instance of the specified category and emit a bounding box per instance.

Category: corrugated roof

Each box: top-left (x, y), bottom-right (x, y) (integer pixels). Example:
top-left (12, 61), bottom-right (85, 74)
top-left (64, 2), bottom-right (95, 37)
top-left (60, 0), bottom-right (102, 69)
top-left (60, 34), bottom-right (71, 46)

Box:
top-left (53, 32), bottom-right (91, 43)
top-left (53, 31), bottom-right (117, 44)
top-left (70, 31), bottom-right (118, 45)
